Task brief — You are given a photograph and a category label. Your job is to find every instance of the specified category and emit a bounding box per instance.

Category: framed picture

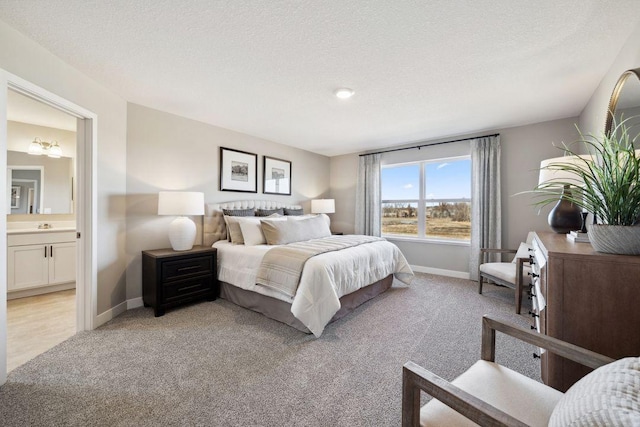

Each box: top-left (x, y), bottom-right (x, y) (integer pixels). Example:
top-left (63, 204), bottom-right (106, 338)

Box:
top-left (10, 186), bottom-right (20, 208)
top-left (219, 147), bottom-right (258, 193)
top-left (263, 156), bottom-right (292, 195)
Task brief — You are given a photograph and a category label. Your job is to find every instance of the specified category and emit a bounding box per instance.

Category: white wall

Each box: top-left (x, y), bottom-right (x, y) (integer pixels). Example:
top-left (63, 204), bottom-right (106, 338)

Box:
top-left (0, 19), bottom-right (128, 315)
top-left (330, 117), bottom-right (580, 274)
top-left (125, 103), bottom-right (330, 300)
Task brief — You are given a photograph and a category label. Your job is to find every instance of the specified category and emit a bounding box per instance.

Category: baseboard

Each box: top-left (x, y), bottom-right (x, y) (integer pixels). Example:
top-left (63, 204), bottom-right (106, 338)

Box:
top-left (410, 265), bottom-right (470, 280)
top-left (7, 282), bottom-right (75, 300)
top-left (127, 297), bottom-right (144, 310)
top-left (95, 300), bottom-right (128, 328)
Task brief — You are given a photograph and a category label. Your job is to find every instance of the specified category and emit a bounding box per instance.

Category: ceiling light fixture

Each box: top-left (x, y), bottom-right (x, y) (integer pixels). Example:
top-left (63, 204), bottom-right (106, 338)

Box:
top-left (334, 88), bottom-right (354, 99)
top-left (28, 137), bottom-right (63, 158)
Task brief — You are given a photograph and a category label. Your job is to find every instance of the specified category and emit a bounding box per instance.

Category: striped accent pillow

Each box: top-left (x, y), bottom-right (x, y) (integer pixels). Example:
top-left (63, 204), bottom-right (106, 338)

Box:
top-left (549, 357), bottom-right (640, 426)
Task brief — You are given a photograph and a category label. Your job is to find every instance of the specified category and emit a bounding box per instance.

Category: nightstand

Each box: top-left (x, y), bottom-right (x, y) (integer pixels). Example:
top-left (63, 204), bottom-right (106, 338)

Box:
top-left (142, 246), bottom-right (218, 317)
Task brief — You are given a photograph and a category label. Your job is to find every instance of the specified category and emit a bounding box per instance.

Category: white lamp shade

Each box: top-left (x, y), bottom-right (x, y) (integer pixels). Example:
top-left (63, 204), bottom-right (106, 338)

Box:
top-left (538, 155), bottom-right (593, 187)
top-left (311, 199), bottom-right (335, 214)
top-left (158, 191), bottom-right (204, 216)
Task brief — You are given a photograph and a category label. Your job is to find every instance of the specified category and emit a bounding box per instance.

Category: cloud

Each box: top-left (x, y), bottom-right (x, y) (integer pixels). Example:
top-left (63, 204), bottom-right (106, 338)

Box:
top-left (437, 163), bottom-right (450, 169)
top-left (403, 184), bottom-right (413, 189)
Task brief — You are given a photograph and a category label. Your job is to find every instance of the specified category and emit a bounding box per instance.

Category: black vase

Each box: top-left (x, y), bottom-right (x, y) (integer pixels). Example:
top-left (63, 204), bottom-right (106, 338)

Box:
top-left (547, 186), bottom-right (583, 233)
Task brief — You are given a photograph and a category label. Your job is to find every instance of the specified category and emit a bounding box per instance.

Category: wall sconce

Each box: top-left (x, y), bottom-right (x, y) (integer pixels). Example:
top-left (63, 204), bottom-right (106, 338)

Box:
top-left (28, 137), bottom-right (63, 158)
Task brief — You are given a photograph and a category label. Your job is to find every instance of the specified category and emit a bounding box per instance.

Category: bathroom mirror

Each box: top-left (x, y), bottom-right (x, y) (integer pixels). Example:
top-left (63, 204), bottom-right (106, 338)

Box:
top-left (6, 89), bottom-right (76, 215)
top-left (8, 166), bottom-right (44, 214)
top-left (605, 67), bottom-right (640, 142)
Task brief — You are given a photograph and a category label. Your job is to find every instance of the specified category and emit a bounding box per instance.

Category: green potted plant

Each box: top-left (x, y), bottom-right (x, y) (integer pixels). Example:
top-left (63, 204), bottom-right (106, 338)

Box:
top-left (532, 117), bottom-right (640, 255)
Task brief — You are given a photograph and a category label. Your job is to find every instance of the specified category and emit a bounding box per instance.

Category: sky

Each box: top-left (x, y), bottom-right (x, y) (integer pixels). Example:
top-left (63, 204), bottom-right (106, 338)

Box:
top-left (381, 158), bottom-right (471, 200)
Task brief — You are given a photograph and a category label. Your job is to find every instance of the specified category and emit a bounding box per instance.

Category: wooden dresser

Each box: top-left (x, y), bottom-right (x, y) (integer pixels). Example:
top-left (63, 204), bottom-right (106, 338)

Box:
top-left (530, 231), bottom-right (640, 392)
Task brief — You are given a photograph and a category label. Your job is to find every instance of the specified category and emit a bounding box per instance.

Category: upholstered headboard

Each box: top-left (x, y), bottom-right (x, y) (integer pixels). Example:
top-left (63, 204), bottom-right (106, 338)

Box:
top-left (203, 200), bottom-right (302, 247)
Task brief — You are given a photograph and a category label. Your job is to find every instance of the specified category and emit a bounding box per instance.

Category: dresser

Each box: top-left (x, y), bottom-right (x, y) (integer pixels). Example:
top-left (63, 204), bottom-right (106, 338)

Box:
top-left (530, 231), bottom-right (640, 392)
top-left (142, 246), bottom-right (218, 317)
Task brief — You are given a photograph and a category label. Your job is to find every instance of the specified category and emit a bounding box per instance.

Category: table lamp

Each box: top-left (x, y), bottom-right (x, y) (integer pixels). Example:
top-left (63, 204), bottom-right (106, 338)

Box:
top-left (311, 199), bottom-right (335, 214)
top-left (158, 191), bottom-right (204, 251)
top-left (538, 155), bottom-right (591, 233)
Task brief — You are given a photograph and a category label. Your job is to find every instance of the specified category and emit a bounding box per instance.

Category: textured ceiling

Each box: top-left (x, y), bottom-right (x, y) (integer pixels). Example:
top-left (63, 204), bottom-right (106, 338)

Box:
top-left (1, 1), bottom-right (640, 157)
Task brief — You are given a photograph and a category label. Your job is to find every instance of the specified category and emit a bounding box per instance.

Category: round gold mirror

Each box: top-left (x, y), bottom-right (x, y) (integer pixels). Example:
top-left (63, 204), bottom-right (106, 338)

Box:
top-left (605, 67), bottom-right (640, 139)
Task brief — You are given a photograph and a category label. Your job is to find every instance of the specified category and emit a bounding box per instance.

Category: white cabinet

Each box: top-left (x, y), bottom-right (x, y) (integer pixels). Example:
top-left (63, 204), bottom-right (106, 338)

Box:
top-left (7, 231), bottom-right (76, 292)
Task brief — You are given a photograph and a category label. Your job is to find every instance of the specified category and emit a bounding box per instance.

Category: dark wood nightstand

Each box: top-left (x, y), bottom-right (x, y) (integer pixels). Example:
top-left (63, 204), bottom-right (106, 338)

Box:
top-left (142, 246), bottom-right (218, 317)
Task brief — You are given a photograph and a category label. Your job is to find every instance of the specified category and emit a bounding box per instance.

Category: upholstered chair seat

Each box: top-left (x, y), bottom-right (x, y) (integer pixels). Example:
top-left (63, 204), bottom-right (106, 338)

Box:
top-left (419, 360), bottom-right (562, 426)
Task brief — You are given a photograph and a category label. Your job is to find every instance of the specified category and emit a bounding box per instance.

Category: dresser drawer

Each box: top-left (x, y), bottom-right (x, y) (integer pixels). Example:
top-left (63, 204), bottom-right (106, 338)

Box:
top-left (162, 256), bottom-right (213, 281)
top-left (163, 276), bottom-right (213, 302)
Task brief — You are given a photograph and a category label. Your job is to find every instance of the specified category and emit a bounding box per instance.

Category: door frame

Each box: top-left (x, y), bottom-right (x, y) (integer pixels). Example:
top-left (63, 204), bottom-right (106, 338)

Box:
top-left (0, 70), bottom-right (97, 385)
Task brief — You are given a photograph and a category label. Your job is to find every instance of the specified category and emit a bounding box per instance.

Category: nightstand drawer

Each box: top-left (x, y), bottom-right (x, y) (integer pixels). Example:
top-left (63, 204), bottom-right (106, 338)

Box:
top-left (163, 276), bottom-right (213, 302)
top-left (162, 256), bottom-right (213, 281)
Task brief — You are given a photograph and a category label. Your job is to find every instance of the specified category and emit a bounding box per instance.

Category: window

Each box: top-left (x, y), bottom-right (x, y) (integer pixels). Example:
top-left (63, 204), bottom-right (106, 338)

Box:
top-left (381, 156), bottom-right (471, 241)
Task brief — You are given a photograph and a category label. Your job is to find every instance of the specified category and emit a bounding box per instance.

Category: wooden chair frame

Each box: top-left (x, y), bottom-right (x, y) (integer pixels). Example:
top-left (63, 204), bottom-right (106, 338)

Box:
top-left (478, 248), bottom-right (528, 314)
top-left (402, 315), bottom-right (614, 427)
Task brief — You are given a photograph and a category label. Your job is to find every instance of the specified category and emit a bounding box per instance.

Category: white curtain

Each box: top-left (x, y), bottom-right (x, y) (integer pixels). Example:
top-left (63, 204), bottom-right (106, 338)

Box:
top-left (469, 136), bottom-right (501, 281)
top-left (355, 153), bottom-right (381, 236)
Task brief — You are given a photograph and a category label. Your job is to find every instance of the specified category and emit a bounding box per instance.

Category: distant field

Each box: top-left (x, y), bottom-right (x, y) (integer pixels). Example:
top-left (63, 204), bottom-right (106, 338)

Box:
top-left (382, 217), bottom-right (471, 239)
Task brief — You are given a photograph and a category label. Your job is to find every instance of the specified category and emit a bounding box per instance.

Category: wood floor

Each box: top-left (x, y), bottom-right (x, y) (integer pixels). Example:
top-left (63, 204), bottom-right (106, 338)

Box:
top-left (7, 289), bottom-right (76, 373)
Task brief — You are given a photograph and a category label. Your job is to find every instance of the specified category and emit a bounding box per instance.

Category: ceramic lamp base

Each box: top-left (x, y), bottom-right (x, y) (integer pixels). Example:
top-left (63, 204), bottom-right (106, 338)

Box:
top-left (168, 216), bottom-right (197, 251)
top-left (548, 186), bottom-right (583, 234)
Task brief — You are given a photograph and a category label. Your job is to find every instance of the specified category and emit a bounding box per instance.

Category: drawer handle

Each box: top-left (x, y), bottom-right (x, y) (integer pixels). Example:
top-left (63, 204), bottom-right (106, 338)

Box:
top-left (177, 265), bottom-right (201, 272)
top-left (530, 325), bottom-right (536, 330)
top-left (528, 272), bottom-right (539, 278)
top-left (179, 283), bottom-right (202, 292)
top-left (533, 352), bottom-right (541, 359)
top-left (529, 310), bottom-right (539, 318)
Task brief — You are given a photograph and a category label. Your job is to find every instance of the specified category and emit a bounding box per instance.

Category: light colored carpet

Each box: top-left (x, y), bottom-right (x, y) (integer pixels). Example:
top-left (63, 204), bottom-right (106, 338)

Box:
top-left (0, 273), bottom-right (538, 426)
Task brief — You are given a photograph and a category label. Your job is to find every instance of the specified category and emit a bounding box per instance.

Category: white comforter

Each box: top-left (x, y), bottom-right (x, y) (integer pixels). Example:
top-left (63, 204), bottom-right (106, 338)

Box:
top-left (214, 238), bottom-right (414, 336)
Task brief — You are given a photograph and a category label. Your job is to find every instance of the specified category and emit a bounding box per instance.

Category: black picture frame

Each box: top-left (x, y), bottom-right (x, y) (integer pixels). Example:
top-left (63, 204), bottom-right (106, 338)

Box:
top-left (263, 156), bottom-right (292, 195)
top-left (219, 147), bottom-right (258, 193)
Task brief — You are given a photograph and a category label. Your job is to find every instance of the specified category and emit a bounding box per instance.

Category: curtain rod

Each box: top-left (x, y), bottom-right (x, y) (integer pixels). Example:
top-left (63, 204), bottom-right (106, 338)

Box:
top-left (358, 133), bottom-right (500, 157)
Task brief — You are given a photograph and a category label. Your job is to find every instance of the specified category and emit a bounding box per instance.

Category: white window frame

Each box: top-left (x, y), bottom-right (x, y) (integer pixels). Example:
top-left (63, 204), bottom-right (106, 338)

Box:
top-left (381, 155), bottom-right (471, 244)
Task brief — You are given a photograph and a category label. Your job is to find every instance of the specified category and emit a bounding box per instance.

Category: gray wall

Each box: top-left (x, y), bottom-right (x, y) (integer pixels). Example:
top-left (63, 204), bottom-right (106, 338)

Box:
top-left (125, 103), bottom-right (330, 300)
top-left (579, 22), bottom-right (640, 137)
top-left (0, 19), bottom-right (128, 315)
top-left (330, 117), bottom-right (580, 274)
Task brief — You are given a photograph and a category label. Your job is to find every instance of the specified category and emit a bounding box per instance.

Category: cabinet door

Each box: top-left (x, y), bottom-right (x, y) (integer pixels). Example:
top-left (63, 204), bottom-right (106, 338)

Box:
top-left (48, 242), bottom-right (76, 285)
top-left (7, 244), bottom-right (49, 291)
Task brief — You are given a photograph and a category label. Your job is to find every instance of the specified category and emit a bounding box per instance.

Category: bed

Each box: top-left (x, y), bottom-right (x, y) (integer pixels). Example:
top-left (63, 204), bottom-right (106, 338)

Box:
top-left (204, 200), bottom-right (414, 337)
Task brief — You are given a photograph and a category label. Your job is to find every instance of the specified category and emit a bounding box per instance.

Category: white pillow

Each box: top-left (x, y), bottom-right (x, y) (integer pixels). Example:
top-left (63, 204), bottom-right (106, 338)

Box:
top-left (261, 215), bottom-right (331, 245)
top-left (287, 213), bottom-right (331, 228)
top-left (238, 214), bottom-right (285, 246)
top-left (512, 242), bottom-right (532, 263)
top-left (549, 357), bottom-right (640, 426)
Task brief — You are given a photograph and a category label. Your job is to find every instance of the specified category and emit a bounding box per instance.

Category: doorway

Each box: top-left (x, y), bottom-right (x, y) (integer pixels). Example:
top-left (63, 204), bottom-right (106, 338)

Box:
top-left (5, 89), bottom-right (78, 372)
top-left (0, 71), bottom-right (97, 385)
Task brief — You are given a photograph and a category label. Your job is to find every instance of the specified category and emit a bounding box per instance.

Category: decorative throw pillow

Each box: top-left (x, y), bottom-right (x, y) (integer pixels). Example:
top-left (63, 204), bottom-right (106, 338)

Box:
top-left (222, 208), bottom-right (255, 217)
top-left (261, 214), bottom-right (331, 245)
top-left (238, 214), bottom-right (285, 246)
top-left (222, 208), bottom-right (255, 241)
top-left (512, 242), bottom-right (532, 263)
top-left (548, 357), bottom-right (640, 426)
top-left (223, 216), bottom-right (247, 244)
top-left (283, 208), bottom-right (304, 216)
top-left (256, 208), bottom-right (284, 217)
